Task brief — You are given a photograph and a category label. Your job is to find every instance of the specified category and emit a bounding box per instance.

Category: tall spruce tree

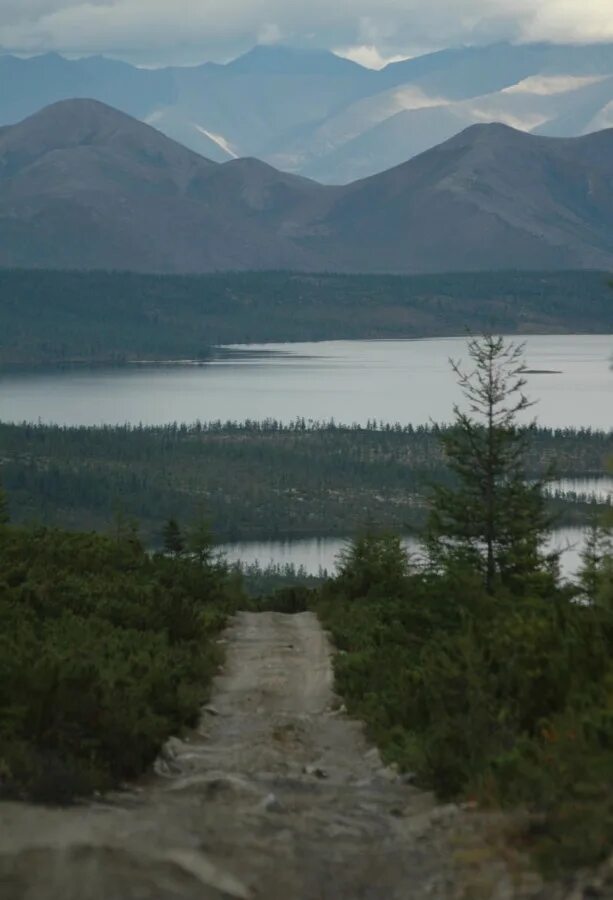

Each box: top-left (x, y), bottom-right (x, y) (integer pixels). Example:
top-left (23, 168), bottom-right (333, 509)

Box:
top-left (579, 457), bottom-right (613, 604)
top-left (0, 486), bottom-right (9, 525)
top-left (162, 517), bottom-right (184, 558)
top-left (426, 334), bottom-right (553, 594)
top-left (187, 511), bottom-right (215, 566)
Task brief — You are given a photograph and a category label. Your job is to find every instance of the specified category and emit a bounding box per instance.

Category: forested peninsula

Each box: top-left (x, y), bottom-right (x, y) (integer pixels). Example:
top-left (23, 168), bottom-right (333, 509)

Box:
top-left (1, 421), bottom-right (610, 542)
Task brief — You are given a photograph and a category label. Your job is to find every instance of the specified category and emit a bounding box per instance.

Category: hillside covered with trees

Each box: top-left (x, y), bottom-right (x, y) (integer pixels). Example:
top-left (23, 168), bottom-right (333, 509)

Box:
top-left (0, 269), bottom-right (611, 366)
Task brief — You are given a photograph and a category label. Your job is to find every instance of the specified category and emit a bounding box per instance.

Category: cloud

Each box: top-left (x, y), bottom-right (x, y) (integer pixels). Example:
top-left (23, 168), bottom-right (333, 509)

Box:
top-left (1, 0), bottom-right (613, 65)
top-left (334, 45), bottom-right (411, 70)
top-left (257, 22), bottom-right (283, 46)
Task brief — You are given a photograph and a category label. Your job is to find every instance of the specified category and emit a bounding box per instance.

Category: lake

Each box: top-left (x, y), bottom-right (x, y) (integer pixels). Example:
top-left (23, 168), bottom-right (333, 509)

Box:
top-left (220, 473), bottom-right (611, 580)
top-left (220, 526), bottom-right (597, 583)
top-left (0, 334), bottom-right (611, 429)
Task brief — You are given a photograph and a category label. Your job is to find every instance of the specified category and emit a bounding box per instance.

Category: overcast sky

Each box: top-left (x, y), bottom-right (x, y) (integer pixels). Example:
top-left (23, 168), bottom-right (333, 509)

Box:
top-left (1, 0), bottom-right (613, 67)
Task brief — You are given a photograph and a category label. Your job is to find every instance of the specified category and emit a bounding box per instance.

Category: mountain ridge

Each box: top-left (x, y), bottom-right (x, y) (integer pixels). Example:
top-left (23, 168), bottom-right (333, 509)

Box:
top-left (1, 99), bottom-right (613, 274)
top-left (4, 42), bottom-right (613, 181)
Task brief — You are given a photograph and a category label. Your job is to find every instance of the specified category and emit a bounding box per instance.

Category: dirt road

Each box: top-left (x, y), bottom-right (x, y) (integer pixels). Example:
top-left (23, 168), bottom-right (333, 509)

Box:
top-left (0, 612), bottom-right (544, 899)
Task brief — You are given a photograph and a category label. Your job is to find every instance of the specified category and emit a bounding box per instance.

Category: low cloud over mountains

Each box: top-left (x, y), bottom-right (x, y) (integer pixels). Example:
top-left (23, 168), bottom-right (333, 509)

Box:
top-left (2, 43), bottom-right (613, 183)
top-left (2, 0), bottom-right (613, 64)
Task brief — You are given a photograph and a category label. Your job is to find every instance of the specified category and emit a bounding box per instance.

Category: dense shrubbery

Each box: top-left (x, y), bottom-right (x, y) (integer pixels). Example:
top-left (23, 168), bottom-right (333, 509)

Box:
top-left (0, 522), bottom-right (240, 802)
top-left (316, 337), bottom-right (613, 874)
top-left (234, 561), bottom-right (326, 599)
top-left (318, 527), bottom-right (613, 873)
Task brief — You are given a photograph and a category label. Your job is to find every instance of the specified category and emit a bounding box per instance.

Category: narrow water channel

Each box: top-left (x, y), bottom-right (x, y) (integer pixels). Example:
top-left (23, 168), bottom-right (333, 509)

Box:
top-left (221, 526), bottom-right (599, 582)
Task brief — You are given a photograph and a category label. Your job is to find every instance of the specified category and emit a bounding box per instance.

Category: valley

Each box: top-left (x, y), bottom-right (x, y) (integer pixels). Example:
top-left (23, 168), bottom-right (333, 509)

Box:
top-left (1, 30), bottom-right (613, 898)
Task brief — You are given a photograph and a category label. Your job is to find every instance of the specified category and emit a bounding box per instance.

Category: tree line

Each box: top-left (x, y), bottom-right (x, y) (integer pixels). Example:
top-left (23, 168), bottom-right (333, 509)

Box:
top-left (0, 418), bottom-right (609, 542)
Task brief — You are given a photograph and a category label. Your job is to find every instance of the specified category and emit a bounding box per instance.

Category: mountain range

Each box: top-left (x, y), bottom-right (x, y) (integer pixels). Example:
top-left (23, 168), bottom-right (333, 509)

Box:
top-left (1, 98), bottom-right (613, 274)
top-left (3, 43), bottom-right (613, 183)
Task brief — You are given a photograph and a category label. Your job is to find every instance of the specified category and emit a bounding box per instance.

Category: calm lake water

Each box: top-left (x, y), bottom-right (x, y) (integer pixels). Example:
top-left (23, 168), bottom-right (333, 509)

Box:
top-left (221, 475), bottom-right (612, 581)
top-left (221, 527), bottom-right (597, 582)
top-left (0, 334), bottom-right (611, 429)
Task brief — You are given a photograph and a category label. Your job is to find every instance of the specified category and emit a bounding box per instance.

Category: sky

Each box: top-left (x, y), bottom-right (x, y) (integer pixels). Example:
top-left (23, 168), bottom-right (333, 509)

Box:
top-left (1, 0), bottom-right (613, 67)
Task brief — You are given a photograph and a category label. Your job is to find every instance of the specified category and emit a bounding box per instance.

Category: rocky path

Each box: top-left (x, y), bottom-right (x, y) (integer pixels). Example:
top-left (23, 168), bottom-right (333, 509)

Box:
top-left (0, 612), bottom-right (547, 899)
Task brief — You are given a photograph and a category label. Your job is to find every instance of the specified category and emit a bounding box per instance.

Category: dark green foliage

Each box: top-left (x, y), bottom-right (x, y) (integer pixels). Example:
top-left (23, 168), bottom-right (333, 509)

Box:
top-left (426, 335), bottom-right (554, 594)
top-left (317, 532), bottom-right (613, 873)
top-left (335, 532), bottom-right (413, 600)
top-left (316, 340), bottom-right (613, 873)
top-left (187, 512), bottom-right (215, 566)
top-left (162, 517), bottom-right (184, 557)
top-left (0, 421), bottom-right (608, 543)
top-left (579, 522), bottom-right (613, 602)
top-left (234, 562), bottom-right (325, 598)
top-left (0, 486), bottom-right (9, 525)
top-left (0, 524), bottom-right (240, 802)
top-left (0, 269), bottom-right (611, 365)
top-left (248, 584), bottom-right (313, 614)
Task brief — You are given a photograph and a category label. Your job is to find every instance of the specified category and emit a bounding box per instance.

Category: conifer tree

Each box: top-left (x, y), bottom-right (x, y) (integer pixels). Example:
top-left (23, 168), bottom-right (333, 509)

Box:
top-left (425, 334), bottom-right (553, 594)
top-left (0, 486), bottom-right (9, 525)
top-left (162, 517), bottom-right (184, 557)
top-left (110, 502), bottom-right (140, 553)
top-left (579, 521), bottom-right (613, 603)
top-left (187, 511), bottom-right (215, 566)
top-left (580, 457), bottom-right (613, 603)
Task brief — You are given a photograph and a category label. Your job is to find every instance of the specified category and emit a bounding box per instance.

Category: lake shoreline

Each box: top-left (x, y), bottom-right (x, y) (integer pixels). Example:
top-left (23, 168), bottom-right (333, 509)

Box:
top-left (220, 525), bottom-right (598, 582)
top-left (0, 328), bottom-right (610, 374)
top-left (0, 334), bottom-right (610, 430)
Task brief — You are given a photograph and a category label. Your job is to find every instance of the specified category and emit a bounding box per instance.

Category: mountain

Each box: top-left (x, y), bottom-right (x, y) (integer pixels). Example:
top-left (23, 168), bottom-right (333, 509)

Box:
top-left (301, 70), bottom-right (613, 182)
top-left (318, 123), bottom-right (613, 272)
top-left (3, 43), bottom-right (613, 181)
top-left (0, 100), bottom-right (328, 272)
top-left (223, 44), bottom-right (367, 76)
top-left (0, 52), bottom-right (175, 125)
top-left (1, 99), bottom-right (613, 273)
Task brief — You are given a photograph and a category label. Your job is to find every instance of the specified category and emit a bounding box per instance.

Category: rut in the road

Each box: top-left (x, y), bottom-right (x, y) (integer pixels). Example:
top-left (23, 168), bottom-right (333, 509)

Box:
top-left (0, 612), bottom-right (544, 899)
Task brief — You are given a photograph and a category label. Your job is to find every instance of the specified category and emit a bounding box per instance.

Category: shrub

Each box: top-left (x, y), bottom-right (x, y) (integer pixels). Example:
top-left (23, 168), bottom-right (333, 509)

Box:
top-left (0, 524), bottom-right (237, 801)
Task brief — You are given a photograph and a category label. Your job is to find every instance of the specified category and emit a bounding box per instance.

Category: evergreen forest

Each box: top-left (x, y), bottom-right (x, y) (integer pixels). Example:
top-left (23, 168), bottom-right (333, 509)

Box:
top-left (0, 421), bottom-right (609, 542)
top-left (0, 268), bottom-right (611, 365)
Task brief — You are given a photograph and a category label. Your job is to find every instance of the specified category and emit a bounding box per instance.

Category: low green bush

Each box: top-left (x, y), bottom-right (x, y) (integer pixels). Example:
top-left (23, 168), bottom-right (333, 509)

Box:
top-left (316, 531), bottom-right (613, 875)
top-left (0, 524), bottom-right (239, 802)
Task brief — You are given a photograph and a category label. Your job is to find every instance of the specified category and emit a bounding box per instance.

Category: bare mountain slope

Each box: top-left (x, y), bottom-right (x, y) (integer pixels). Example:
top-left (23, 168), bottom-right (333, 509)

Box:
top-left (314, 123), bottom-right (613, 272)
top-left (1, 100), bottom-right (613, 273)
top-left (302, 73), bottom-right (613, 183)
top-left (0, 100), bottom-right (330, 272)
